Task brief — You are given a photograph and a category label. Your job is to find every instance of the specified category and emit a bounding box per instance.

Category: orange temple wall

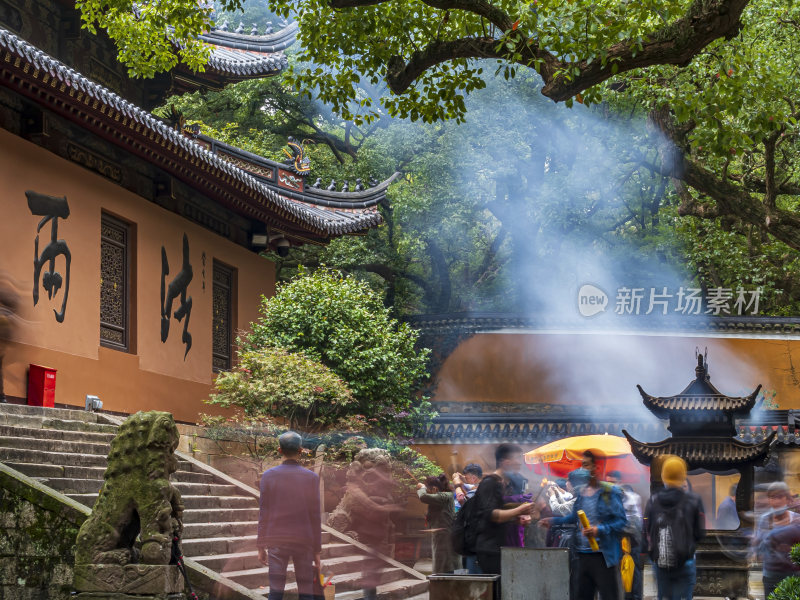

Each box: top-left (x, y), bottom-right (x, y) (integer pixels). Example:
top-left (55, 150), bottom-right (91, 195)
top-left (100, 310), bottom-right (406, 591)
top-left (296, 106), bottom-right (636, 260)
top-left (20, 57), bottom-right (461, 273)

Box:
top-left (0, 128), bottom-right (275, 423)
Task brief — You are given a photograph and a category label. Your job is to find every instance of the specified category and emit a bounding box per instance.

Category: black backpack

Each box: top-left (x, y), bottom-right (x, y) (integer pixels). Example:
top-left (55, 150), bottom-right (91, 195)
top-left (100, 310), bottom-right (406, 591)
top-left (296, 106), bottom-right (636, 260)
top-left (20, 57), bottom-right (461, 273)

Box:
top-left (650, 492), bottom-right (696, 570)
top-left (451, 496), bottom-right (479, 555)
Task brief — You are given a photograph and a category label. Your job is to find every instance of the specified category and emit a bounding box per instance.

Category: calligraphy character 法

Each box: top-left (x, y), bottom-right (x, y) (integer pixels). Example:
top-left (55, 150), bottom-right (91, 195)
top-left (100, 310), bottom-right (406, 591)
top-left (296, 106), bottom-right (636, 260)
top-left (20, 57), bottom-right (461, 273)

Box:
top-left (160, 233), bottom-right (193, 359)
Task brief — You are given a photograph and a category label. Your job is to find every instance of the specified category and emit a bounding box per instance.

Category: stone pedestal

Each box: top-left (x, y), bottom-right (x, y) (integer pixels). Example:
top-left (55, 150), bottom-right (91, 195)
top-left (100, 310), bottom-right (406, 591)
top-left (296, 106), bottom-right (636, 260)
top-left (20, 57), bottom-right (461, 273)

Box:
top-left (74, 564), bottom-right (184, 598)
top-left (694, 532), bottom-right (750, 598)
top-left (428, 573), bottom-right (501, 600)
top-left (502, 547), bottom-right (570, 600)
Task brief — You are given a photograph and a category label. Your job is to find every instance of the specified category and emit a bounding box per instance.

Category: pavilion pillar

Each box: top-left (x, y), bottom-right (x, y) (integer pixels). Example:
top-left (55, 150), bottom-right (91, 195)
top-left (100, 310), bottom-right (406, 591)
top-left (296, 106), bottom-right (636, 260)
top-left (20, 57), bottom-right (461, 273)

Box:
top-left (736, 466), bottom-right (754, 515)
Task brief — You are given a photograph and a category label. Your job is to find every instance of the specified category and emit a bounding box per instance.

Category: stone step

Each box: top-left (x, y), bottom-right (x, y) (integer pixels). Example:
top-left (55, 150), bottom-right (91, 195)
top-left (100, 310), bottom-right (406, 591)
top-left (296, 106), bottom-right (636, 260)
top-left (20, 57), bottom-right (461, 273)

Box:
top-left (182, 495), bottom-right (259, 510)
top-left (182, 521), bottom-right (259, 540)
top-left (0, 412), bottom-right (118, 433)
top-left (181, 532), bottom-right (332, 557)
top-left (66, 493), bottom-right (259, 510)
top-left (0, 435), bottom-right (110, 455)
top-left (0, 423), bottom-right (117, 443)
top-left (277, 567), bottom-right (407, 596)
top-left (66, 493), bottom-right (99, 508)
top-left (0, 447), bottom-right (108, 466)
top-left (162, 470), bottom-right (216, 484)
top-left (0, 403), bottom-right (111, 423)
top-left (4, 462), bottom-right (101, 479)
top-left (39, 478), bottom-right (241, 497)
top-left (182, 507), bottom-right (260, 524)
top-left (7, 462), bottom-right (210, 484)
top-left (333, 578), bottom-right (429, 600)
top-left (174, 481), bottom-right (241, 496)
top-left (0, 404), bottom-right (427, 599)
top-left (35, 477), bottom-right (103, 494)
top-left (181, 534), bottom-right (259, 557)
top-left (222, 554), bottom-right (372, 589)
top-left (191, 544), bottom-right (359, 573)
top-left (0, 447), bottom-right (196, 475)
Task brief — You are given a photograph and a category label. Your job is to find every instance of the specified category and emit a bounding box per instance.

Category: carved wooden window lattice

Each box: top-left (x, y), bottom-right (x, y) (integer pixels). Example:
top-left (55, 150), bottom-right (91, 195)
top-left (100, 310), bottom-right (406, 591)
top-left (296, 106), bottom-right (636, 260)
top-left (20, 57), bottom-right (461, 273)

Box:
top-left (100, 214), bottom-right (129, 351)
top-left (212, 261), bottom-right (234, 372)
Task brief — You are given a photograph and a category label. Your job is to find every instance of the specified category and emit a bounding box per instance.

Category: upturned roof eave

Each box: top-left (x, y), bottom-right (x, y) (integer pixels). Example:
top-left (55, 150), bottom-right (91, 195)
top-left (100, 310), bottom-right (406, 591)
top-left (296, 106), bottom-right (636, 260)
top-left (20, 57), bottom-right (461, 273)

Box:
top-left (636, 383), bottom-right (762, 417)
top-left (621, 429), bottom-right (776, 469)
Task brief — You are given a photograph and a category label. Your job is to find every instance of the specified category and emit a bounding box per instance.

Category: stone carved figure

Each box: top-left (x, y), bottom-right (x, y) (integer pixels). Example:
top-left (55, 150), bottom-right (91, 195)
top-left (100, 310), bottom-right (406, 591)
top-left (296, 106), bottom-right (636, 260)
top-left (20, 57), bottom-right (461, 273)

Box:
top-left (327, 448), bottom-right (399, 600)
top-left (327, 448), bottom-right (396, 543)
top-left (74, 411), bottom-right (185, 597)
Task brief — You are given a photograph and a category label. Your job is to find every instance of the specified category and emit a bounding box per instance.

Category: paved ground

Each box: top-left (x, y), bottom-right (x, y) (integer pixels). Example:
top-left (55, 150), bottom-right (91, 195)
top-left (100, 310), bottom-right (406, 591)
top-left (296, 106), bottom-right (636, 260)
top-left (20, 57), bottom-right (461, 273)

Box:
top-left (412, 559), bottom-right (766, 599)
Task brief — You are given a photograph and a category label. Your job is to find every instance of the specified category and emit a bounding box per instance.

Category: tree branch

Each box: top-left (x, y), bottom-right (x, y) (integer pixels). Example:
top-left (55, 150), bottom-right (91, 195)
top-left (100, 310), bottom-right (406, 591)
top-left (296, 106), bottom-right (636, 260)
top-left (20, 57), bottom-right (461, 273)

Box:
top-left (386, 37), bottom-right (505, 94)
top-left (649, 109), bottom-right (800, 251)
top-left (331, 0), bottom-right (512, 30)
top-left (350, 0), bottom-right (750, 102)
top-left (764, 133), bottom-right (778, 208)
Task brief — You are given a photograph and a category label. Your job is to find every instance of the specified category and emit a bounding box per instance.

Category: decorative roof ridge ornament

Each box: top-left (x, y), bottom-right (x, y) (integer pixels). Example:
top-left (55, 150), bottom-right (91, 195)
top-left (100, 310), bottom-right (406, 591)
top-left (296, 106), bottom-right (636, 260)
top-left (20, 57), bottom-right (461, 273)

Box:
top-left (282, 137), bottom-right (311, 175)
top-left (194, 133), bottom-right (400, 208)
top-left (695, 346), bottom-right (709, 381)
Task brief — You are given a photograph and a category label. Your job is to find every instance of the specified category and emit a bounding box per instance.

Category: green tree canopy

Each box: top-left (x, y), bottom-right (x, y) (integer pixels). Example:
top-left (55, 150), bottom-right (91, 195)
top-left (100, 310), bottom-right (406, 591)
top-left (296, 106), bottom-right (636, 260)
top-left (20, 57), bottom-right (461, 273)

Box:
top-left (245, 267), bottom-right (432, 435)
top-left (80, 0), bottom-right (751, 120)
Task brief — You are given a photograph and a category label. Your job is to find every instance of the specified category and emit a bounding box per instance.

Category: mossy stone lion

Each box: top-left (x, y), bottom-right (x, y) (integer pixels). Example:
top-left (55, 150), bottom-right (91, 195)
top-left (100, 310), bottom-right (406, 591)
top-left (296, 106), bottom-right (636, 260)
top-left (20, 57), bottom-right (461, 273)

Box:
top-left (76, 411), bottom-right (184, 566)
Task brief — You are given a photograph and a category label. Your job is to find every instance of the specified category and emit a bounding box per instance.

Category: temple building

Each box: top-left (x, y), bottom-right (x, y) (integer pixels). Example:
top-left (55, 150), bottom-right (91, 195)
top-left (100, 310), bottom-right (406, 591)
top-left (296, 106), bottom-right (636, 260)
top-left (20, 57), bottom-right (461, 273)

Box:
top-left (623, 353), bottom-right (774, 598)
top-left (0, 3), bottom-right (393, 421)
top-left (410, 314), bottom-right (800, 506)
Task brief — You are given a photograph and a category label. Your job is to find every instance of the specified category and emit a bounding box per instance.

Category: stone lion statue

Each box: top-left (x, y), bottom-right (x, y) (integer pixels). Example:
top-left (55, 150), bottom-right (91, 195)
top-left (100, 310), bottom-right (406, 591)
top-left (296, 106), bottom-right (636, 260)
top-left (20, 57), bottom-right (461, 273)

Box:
top-left (75, 411), bottom-right (184, 567)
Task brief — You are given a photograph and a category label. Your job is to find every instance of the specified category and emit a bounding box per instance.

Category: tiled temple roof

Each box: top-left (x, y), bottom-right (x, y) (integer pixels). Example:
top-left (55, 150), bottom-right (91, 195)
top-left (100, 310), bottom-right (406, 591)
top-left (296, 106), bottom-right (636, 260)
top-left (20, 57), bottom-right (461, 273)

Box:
top-left (637, 384), bottom-right (761, 417)
top-left (414, 411), bottom-right (799, 446)
top-left (0, 27), bottom-right (385, 242)
top-left (415, 413), bottom-right (668, 444)
top-left (406, 313), bottom-right (800, 337)
top-left (198, 136), bottom-right (401, 209)
top-left (622, 430), bottom-right (776, 470)
top-left (198, 22), bottom-right (297, 78)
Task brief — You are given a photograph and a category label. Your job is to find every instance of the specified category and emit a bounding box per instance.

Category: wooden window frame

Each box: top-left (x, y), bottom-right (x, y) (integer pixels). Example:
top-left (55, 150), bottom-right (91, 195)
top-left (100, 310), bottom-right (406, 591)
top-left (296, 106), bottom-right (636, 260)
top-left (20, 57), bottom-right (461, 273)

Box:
top-left (100, 213), bottom-right (131, 352)
top-left (212, 260), bottom-right (236, 372)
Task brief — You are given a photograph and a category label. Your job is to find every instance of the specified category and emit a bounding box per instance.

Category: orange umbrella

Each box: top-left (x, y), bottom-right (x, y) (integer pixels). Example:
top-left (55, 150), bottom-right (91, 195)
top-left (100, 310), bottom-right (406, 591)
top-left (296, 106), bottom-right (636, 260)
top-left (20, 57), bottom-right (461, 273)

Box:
top-left (525, 434), bottom-right (647, 480)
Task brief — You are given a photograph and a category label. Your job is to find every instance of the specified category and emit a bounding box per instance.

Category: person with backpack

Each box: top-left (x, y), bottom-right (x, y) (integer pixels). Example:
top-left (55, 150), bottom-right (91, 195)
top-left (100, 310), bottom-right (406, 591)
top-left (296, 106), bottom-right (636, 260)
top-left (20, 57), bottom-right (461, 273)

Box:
top-left (644, 456), bottom-right (705, 600)
top-left (472, 444), bottom-right (535, 578)
top-left (540, 451), bottom-right (628, 600)
top-left (452, 464), bottom-right (483, 573)
top-left (417, 473), bottom-right (461, 573)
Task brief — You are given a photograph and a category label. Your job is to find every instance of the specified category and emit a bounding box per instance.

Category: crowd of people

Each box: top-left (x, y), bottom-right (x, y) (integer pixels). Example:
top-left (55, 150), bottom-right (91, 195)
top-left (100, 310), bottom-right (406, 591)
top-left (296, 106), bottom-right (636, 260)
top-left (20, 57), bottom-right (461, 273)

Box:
top-left (415, 444), bottom-right (707, 600)
top-left (253, 432), bottom-right (800, 600)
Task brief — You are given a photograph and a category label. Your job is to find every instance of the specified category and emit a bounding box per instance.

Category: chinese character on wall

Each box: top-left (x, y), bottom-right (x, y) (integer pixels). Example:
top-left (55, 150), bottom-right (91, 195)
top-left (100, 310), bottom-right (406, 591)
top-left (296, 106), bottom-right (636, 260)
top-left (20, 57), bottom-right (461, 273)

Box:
top-left (26, 191), bottom-right (71, 323)
top-left (160, 233), bottom-right (193, 359)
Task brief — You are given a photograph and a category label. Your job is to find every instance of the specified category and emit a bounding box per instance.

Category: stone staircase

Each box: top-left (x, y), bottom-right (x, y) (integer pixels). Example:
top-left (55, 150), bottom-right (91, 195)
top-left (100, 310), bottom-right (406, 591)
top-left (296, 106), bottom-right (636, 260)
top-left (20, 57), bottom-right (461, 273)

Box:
top-left (0, 403), bottom-right (428, 599)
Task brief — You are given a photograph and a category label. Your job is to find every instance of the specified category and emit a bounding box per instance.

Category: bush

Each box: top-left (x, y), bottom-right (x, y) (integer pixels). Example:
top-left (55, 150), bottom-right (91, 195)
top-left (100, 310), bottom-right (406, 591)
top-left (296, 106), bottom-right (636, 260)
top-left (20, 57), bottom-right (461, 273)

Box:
top-left (207, 346), bottom-right (356, 431)
top-left (245, 266), bottom-right (435, 436)
top-left (770, 543), bottom-right (800, 600)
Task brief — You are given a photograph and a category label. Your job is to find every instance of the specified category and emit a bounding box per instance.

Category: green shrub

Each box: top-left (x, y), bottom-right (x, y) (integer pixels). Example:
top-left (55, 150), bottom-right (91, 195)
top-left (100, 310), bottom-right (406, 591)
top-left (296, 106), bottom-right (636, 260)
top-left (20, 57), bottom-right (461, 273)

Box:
top-left (245, 266), bottom-right (435, 436)
top-left (207, 346), bottom-right (356, 431)
top-left (769, 543), bottom-right (800, 600)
